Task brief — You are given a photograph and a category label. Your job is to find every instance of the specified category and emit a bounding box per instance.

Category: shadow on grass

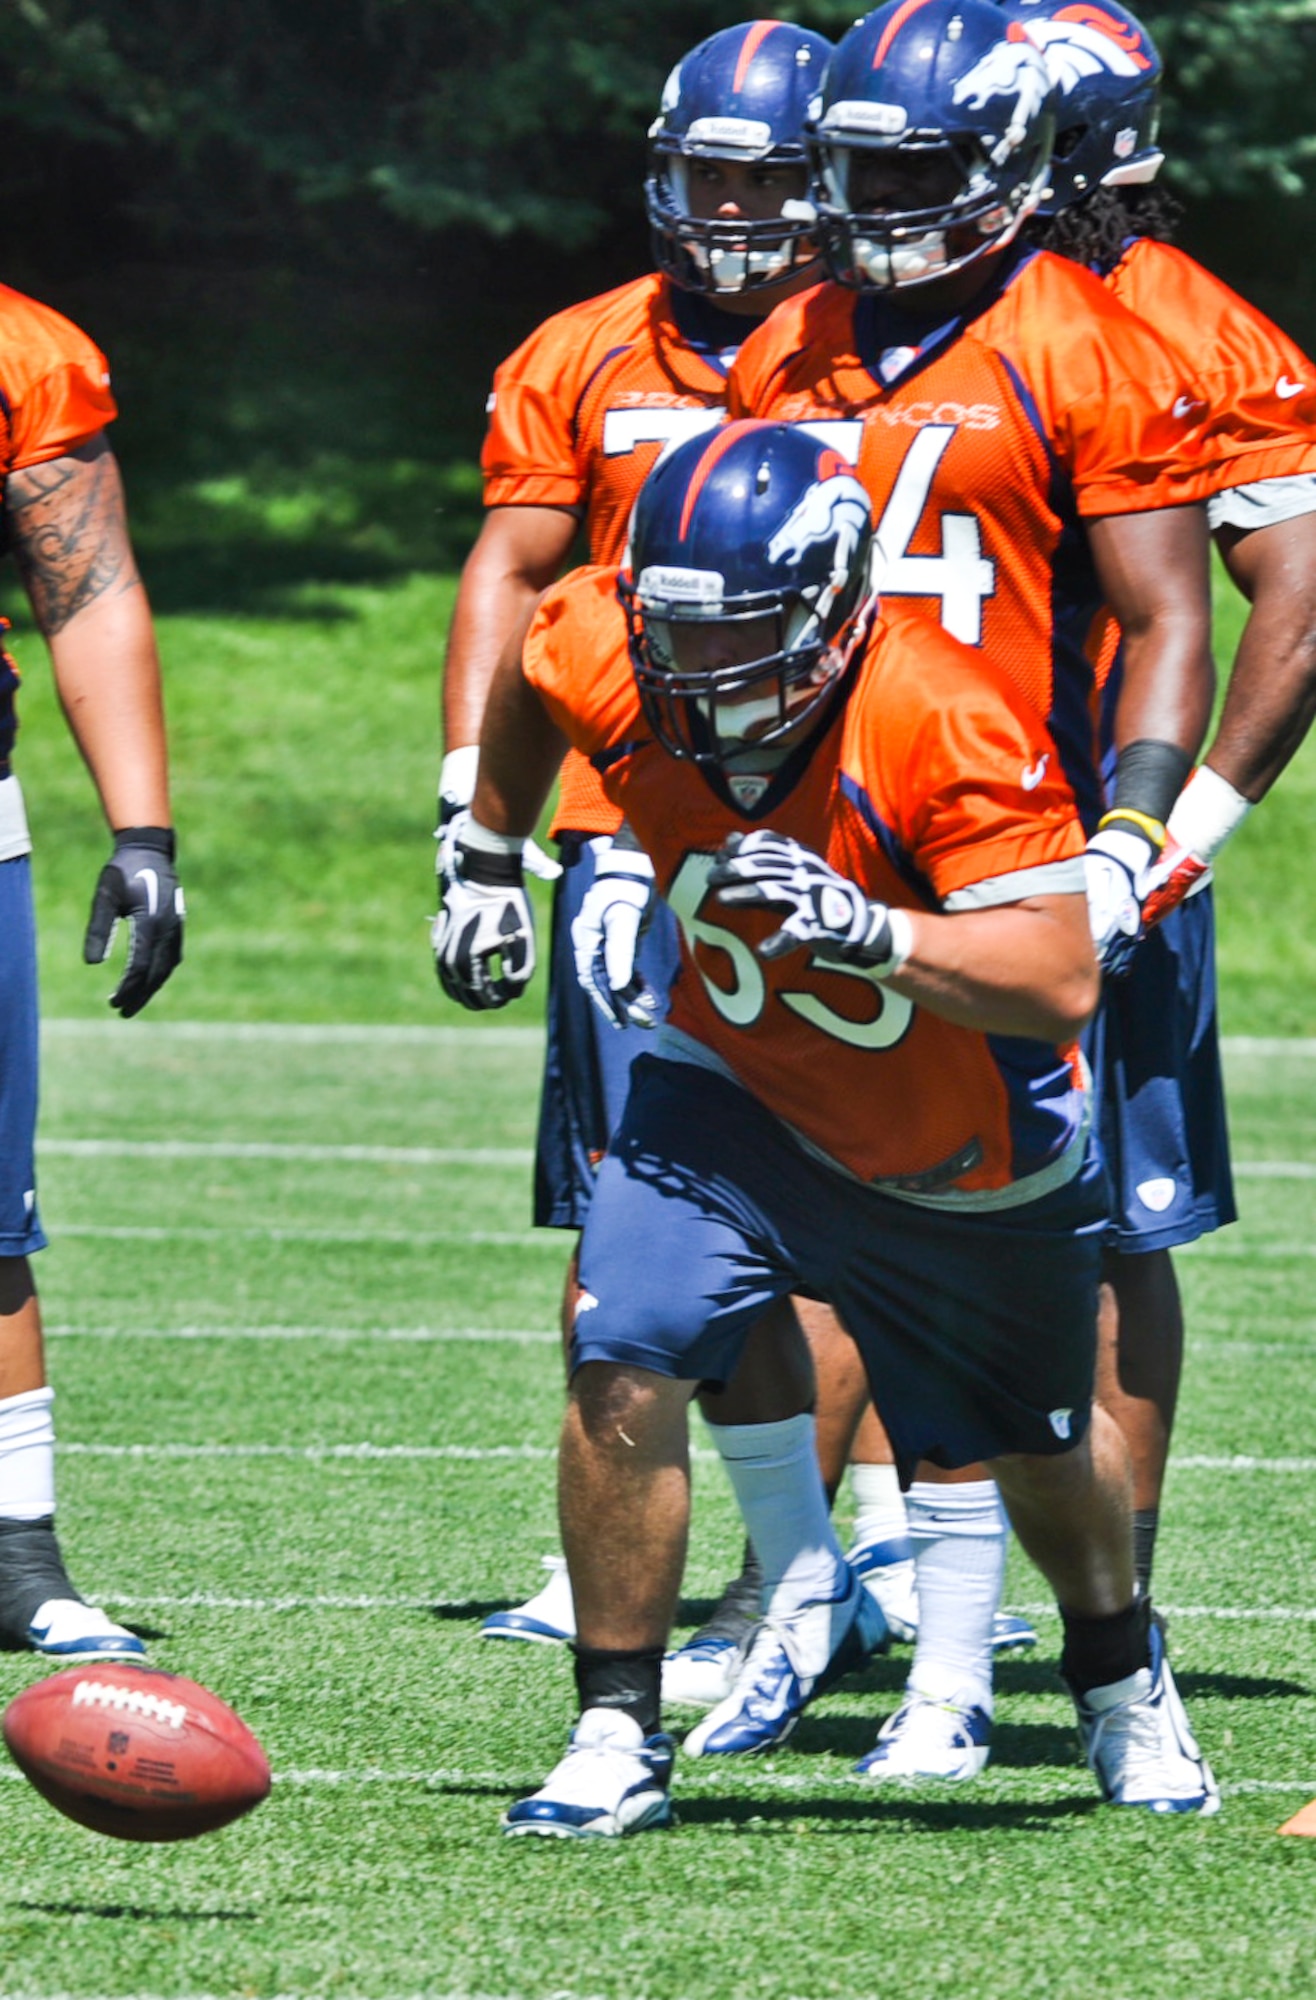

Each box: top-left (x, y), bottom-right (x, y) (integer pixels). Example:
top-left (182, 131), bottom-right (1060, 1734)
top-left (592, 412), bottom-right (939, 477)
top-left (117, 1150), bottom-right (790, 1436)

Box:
top-left (797, 1709), bottom-right (1081, 1773)
top-left (670, 1791), bottom-right (1101, 1832)
top-left (16, 1900), bottom-right (259, 1922)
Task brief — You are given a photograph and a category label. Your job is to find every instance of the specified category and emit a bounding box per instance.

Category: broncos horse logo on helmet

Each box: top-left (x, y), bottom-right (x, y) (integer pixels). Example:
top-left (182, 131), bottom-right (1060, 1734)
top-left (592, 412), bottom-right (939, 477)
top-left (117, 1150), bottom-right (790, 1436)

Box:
top-left (809, 0), bottom-right (1056, 291)
top-left (618, 422), bottom-right (877, 802)
top-left (647, 20), bottom-right (832, 296)
top-left (995, 0), bottom-right (1163, 213)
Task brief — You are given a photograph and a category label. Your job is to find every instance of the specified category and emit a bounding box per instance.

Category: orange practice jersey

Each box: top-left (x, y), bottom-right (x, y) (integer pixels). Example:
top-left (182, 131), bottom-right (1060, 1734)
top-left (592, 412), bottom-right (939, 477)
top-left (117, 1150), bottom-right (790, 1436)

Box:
top-left (0, 283), bottom-right (117, 474)
top-left (727, 248), bottom-right (1206, 831)
top-left (0, 283), bottom-right (118, 766)
top-left (1108, 238), bottom-right (1316, 500)
top-left (483, 275), bottom-right (737, 835)
top-left (523, 565), bottom-right (1088, 1197)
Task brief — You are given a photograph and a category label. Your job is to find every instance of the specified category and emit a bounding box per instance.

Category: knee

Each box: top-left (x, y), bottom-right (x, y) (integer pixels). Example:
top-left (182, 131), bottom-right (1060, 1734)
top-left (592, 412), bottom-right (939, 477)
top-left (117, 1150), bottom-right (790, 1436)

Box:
top-left (568, 1363), bottom-right (688, 1453)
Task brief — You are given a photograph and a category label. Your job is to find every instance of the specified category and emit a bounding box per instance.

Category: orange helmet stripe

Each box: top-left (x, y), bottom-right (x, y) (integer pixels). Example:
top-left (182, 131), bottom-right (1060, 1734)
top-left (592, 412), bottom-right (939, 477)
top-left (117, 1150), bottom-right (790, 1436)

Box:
top-left (677, 420), bottom-right (762, 541)
top-left (733, 19), bottom-right (782, 94)
top-left (872, 0), bottom-right (940, 69)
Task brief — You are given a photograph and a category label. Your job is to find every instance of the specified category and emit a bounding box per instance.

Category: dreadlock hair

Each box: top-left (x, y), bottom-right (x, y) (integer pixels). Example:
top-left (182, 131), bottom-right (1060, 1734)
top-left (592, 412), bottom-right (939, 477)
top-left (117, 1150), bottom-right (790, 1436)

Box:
top-left (1027, 185), bottom-right (1184, 275)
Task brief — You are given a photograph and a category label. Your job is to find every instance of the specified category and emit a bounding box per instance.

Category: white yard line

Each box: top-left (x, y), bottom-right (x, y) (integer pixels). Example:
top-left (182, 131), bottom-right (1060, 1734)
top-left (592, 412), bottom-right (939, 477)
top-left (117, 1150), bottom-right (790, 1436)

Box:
top-left (39, 1139), bottom-right (533, 1166)
top-left (46, 1323), bottom-right (557, 1344)
top-left (51, 1225), bottom-right (558, 1247)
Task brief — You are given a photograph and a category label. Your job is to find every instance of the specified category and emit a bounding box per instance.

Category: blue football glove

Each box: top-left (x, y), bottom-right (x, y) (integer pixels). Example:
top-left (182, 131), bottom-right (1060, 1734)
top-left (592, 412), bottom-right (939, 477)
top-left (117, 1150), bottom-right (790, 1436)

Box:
top-left (432, 830), bottom-right (534, 1010)
top-left (83, 827), bottom-right (185, 1017)
top-left (571, 835), bottom-right (660, 1031)
top-left (709, 831), bottom-right (903, 971)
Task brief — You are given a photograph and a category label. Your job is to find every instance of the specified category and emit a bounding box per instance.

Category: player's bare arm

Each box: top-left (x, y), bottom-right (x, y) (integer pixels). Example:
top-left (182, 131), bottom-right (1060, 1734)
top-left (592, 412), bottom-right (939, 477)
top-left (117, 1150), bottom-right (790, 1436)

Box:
top-left (6, 433), bottom-right (170, 829)
top-left (470, 634), bottom-right (569, 840)
top-left (1086, 505), bottom-right (1214, 763)
top-left (884, 893), bottom-right (1098, 1042)
top-left (441, 504), bottom-right (579, 749)
top-left (1207, 511), bottom-right (1316, 800)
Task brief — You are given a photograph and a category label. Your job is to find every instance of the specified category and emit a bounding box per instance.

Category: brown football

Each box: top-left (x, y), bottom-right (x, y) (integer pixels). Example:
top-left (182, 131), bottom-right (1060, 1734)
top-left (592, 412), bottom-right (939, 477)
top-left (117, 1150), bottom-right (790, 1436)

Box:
top-left (3, 1662), bottom-right (271, 1841)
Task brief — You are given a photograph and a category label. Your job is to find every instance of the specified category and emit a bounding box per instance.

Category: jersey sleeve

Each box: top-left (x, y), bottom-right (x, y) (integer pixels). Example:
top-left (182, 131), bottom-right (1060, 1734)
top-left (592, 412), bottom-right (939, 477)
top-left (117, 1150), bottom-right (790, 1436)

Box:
top-left (874, 619), bottom-right (1086, 907)
top-left (996, 256), bottom-right (1206, 518)
top-left (521, 566), bottom-right (641, 758)
top-left (0, 286), bottom-right (117, 472)
top-left (482, 312), bottom-right (591, 512)
top-left (1113, 241), bottom-right (1316, 500)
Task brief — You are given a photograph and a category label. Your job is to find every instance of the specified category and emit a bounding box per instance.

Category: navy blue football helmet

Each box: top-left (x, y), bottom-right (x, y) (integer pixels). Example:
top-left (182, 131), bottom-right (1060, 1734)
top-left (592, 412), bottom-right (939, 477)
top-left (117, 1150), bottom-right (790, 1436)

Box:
top-left (619, 421), bottom-right (876, 781)
top-left (809, 0), bottom-right (1056, 290)
top-left (648, 21), bottom-right (832, 296)
top-left (996, 2), bottom-right (1163, 214)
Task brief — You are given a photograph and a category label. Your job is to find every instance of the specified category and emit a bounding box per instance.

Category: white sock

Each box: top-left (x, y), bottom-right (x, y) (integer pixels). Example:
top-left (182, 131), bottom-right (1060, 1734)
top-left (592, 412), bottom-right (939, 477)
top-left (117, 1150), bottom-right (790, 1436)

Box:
top-left (905, 1479), bottom-right (1004, 1714)
top-left (849, 1461), bottom-right (911, 1557)
top-left (0, 1386), bottom-right (56, 1521)
top-left (706, 1414), bottom-right (847, 1619)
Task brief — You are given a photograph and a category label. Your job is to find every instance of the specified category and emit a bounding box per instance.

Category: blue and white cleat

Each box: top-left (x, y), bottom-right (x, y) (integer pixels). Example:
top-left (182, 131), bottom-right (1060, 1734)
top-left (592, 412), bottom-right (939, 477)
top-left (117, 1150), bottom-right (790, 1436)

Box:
top-left (662, 1633), bottom-right (745, 1709)
top-left (480, 1556), bottom-right (575, 1645)
top-left (855, 1687), bottom-right (992, 1782)
top-left (1070, 1619), bottom-right (1219, 1815)
top-left (991, 1611), bottom-right (1038, 1652)
top-left (683, 1566), bottom-right (887, 1757)
top-left (502, 1709), bottom-right (675, 1839)
top-left (26, 1599), bottom-right (146, 1663)
top-left (848, 1539), bottom-right (1036, 1653)
top-left (847, 1536), bottom-right (918, 1643)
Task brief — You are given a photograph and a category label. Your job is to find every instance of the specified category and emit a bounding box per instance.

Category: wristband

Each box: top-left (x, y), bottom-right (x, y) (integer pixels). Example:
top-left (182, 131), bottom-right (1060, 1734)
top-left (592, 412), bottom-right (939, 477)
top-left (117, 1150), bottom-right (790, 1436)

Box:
top-left (1165, 765), bottom-right (1253, 864)
top-left (112, 826), bottom-right (176, 860)
top-left (460, 817), bottom-right (526, 858)
top-left (1111, 739), bottom-right (1193, 827)
top-left (884, 908), bottom-right (914, 976)
top-left (1097, 807), bottom-right (1165, 851)
top-left (439, 746), bottom-right (480, 807)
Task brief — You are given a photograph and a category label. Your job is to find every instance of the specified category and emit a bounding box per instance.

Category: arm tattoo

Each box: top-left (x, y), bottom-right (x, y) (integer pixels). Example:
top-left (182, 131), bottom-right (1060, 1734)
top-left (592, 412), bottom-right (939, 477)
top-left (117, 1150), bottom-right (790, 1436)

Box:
top-left (5, 434), bottom-right (141, 638)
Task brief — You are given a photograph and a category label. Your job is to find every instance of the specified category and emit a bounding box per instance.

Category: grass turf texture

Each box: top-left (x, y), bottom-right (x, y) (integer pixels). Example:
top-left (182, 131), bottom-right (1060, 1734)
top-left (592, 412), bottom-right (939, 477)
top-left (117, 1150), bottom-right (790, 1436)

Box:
top-left (0, 1027), bottom-right (1311, 2000)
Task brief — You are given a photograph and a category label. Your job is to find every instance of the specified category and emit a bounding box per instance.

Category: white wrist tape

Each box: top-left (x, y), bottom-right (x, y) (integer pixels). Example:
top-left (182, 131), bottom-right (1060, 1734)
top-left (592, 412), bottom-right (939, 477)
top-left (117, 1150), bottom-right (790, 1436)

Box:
top-left (885, 908), bottom-right (914, 976)
top-left (439, 745), bottom-right (480, 809)
top-left (461, 817), bottom-right (525, 858)
top-left (1166, 765), bottom-right (1253, 864)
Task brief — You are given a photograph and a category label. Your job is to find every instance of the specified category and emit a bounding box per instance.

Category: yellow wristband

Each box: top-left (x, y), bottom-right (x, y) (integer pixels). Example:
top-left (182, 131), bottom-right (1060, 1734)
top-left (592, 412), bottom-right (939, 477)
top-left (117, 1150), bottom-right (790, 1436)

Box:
top-left (1098, 808), bottom-right (1166, 849)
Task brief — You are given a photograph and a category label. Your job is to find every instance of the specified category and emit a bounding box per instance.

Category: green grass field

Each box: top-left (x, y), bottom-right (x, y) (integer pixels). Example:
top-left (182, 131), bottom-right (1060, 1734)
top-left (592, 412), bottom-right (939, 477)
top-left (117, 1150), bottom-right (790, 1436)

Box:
top-left (1, 1022), bottom-right (1315, 1999)
top-left (0, 418), bottom-right (1313, 1994)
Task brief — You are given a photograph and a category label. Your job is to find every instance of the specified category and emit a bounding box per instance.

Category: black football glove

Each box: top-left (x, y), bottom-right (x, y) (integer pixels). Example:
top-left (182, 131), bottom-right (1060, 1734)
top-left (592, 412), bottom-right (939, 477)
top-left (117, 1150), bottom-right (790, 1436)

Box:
top-left (432, 830), bottom-right (535, 1010)
top-left (83, 826), bottom-right (185, 1017)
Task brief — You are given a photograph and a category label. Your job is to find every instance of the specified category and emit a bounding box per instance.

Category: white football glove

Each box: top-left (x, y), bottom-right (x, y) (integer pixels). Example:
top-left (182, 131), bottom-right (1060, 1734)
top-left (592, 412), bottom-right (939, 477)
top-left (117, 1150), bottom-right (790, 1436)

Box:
top-left (432, 826), bottom-right (535, 1011)
top-left (571, 835), bottom-right (661, 1031)
top-left (435, 748), bottom-right (561, 896)
top-left (709, 830), bottom-right (909, 972)
top-left (1083, 817), bottom-right (1161, 975)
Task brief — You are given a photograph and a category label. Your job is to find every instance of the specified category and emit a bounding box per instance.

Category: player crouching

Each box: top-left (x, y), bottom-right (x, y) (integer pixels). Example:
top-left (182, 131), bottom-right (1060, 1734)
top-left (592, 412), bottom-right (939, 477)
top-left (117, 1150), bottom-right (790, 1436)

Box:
top-left (435, 422), bottom-right (1218, 1833)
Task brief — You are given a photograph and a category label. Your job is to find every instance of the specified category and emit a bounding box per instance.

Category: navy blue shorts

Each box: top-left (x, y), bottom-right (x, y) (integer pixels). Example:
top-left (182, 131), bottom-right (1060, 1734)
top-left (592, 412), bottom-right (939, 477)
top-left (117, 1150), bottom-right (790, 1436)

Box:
top-left (574, 1055), bottom-right (1107, 1484)
top-left (1086, 888), bottom-right (1235, 1255)
top-left (534, 833), bottom-right (682, 1230)
top-left (0, 856), bottom-right (46, 1256)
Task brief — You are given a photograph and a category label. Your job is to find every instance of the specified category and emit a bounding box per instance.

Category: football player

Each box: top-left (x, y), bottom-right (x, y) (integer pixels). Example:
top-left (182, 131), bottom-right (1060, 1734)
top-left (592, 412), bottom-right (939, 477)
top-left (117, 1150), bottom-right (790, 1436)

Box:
top-left (718, 0), bottom-right (1219, 1776)
top-left (437, 421), bottom-right (1218, 1834)
top-left (435, 20), bottom-right (834, 1691)
top-left (1000, 0), bottom-right (1316, 1593)
top-left (0, 283), bottom-right (184, 1661)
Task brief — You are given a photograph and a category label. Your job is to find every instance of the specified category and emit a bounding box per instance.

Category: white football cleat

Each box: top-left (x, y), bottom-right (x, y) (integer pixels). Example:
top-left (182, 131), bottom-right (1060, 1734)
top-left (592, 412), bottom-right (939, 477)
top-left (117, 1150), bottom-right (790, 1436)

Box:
top-left (502, 1709), bottom-right (675, 1839)
top-left (26, 1598), bottom-right (146, 1663)
top-left (855, 1687), bottom-right (992, 1782)
top-left (1070, 1620), bottom-right (1219, 1815)
top-left (684, 1566), bottom-right (887, 1757)
top-left (480, 1555), bottom-right (575, 1644)
top-left (662, 1634), bottom-right (745, 1709)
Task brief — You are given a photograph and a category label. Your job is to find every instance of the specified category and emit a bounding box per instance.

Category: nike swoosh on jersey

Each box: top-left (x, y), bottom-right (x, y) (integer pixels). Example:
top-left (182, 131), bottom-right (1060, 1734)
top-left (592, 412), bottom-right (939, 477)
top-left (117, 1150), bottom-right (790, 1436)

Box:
top-left (1021, 754), bottom-right (1049, 791)
top-left (1276, 376), bottom-right (1306, 399)
top-left (1172, 395), bottom-right (1202, 420)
